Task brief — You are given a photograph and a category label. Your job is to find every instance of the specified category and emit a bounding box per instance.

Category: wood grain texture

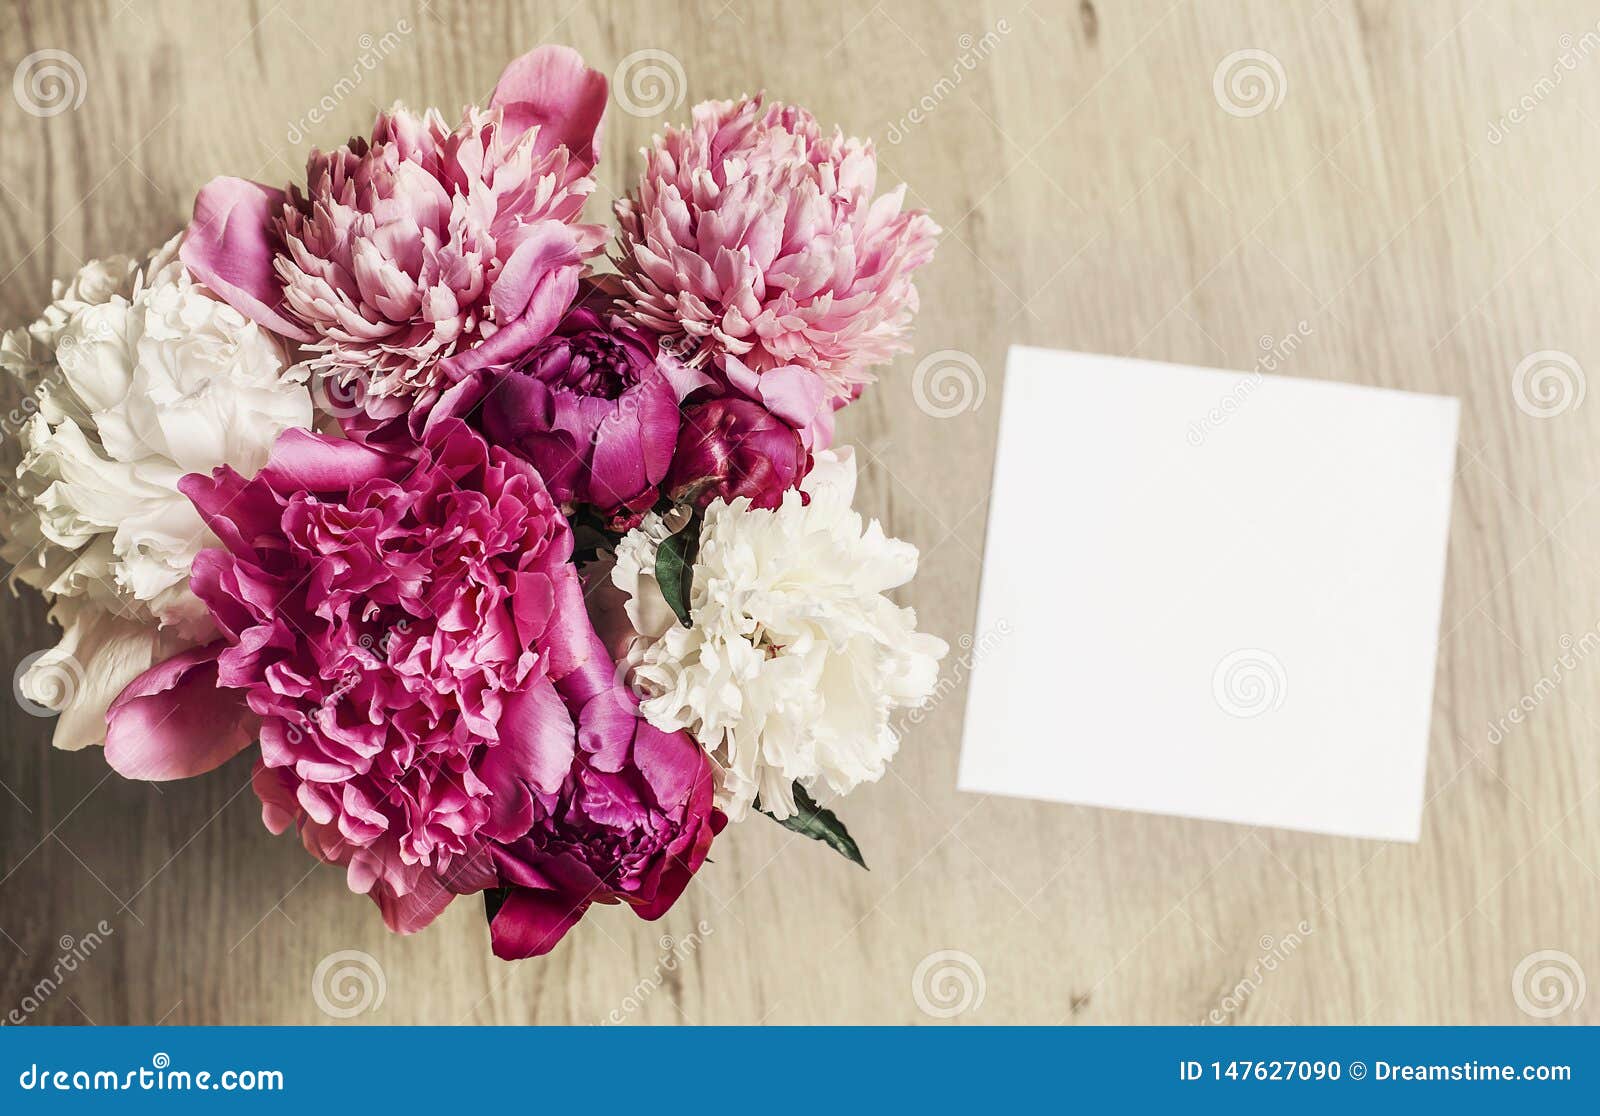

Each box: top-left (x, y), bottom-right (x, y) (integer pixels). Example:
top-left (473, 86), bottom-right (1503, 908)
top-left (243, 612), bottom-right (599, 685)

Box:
top-left (1, 0), bottom-right (1597, 1026)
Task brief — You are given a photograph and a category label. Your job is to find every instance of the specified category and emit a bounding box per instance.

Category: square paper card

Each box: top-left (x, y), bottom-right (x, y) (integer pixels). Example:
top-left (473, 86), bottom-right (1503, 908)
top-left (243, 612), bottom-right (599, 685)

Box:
top-left (957, 347), bottom-right (1460, 841)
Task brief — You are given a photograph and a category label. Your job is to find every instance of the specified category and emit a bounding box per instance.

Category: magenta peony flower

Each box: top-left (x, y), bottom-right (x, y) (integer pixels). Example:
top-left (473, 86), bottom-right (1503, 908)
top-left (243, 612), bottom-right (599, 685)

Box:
top-left (667, 396), bottom-right (808, 510)
top-left (464, 288), bottom-right (707, 522)
top-left (180, 46), bottom-right (610, 417)
top-left (106, 421), bottom-right (598, 932)
top-left (486, 621), bottom-right (723, 959)
top-left (614, 95), bottom-right (939, 401)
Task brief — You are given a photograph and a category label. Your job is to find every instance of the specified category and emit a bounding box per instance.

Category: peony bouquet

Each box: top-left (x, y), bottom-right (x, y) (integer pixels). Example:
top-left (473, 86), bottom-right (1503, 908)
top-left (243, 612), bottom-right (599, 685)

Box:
top-left (0, 46), bottom-right (945, 959)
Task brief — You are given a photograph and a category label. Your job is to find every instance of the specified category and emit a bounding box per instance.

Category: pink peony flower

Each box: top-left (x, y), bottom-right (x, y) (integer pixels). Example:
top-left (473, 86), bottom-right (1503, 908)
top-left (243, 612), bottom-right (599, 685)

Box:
top-left (106, 421), bottom-right (597, 932)
top-left (614, 95), bottom-right (939, 401)
top-left (180, 46), bottom-right (610, 418)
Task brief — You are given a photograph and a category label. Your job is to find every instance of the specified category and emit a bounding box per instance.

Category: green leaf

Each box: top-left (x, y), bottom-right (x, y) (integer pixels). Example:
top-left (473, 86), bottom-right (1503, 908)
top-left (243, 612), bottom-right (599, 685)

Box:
top-left (655, 514), bottom-right (700, 627)
top-left (761, 782), bottom-right (868, 869)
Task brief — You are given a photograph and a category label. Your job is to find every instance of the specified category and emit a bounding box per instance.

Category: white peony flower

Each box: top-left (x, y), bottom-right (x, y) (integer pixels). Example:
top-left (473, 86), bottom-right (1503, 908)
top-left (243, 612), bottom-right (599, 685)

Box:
top-left (0, 235), bottom-right (314, 750)
top-left (606, 448), bottom-right (947, 821)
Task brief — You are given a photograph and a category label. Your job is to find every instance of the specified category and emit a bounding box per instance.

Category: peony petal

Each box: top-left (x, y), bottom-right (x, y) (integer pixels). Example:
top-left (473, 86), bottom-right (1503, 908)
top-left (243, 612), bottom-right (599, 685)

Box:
top-left (488, 886), bottom-right (591, 959)
top-left (541, 569), bottom-right (606, 701)
top-left (104, 642), bottom-right (255, 781)
top-left (633, 721), bottom-right (702, 809)
top-left (180, 177), bottom-right (311, 341)
top-left (633, 807), bottom-right (724, 920)
top-left (489, 45), bottom-right (608, 169)
top-left (442, 269), bottom-right (580, 379)
top-left (258, 427), bottom-right (401, 493)
top-left (374, 869), bottom-right (456, 934)
top-left (576, 687), bottom-right (637, 773)
top-left (489, 220), bottom-right (592, 326)
top-left (490, 675), bottom-right (576, 804)
top-left (178, 466), bottom-right (271, 554)
top-left (26, 602), bottom-right (192, 753)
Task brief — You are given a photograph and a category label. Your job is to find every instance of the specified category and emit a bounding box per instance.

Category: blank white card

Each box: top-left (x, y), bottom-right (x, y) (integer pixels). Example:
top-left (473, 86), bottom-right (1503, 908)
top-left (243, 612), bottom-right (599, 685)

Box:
top-left (957, 347), bottom-right (1460, 841)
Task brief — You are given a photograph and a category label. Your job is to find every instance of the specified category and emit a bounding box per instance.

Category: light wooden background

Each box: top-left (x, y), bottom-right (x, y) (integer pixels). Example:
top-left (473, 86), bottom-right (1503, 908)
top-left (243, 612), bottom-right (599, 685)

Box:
top-left (1, 0), bottom-right (1597, 1026)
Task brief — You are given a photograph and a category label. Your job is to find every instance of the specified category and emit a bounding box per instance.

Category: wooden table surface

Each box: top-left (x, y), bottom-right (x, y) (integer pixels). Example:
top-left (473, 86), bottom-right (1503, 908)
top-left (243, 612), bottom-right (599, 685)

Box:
top-left (1, 0), bottom-right (1596, 1026)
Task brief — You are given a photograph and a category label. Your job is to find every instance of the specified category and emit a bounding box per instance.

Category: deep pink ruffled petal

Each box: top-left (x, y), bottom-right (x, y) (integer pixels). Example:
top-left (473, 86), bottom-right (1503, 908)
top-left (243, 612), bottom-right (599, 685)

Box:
top-left (634, 721), bottom-right (701, 809)
top-left (488, 675), bottom-right (576, 806)
top-left (104, 643), bottom-right (255, 781)
top-left (541, 570), bottom-right (605, 701)
top-left (375, 870), bottom-right (456, 934)
top-left (259, 427), bottom-right (401, 492)
top-left (181, 177), bottom-right (311, 341)
top-left (178, 465), bottom-right (278, 553)
top-left (490, 45), bottom-right (608, 168)
top-left (577, 687), bottom-right (637, 773)
top-left (489, 886), bottom-right (591, 959)
top-left (441, 847), bottom-right (500, 895)
top-left (633, 808), bottom-right (724, 921)
top-left (445, 274), bottom-right (582, 380)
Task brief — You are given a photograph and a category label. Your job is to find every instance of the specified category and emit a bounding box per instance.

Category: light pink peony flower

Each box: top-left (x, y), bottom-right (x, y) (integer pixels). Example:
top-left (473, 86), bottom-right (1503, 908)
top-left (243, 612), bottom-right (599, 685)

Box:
top-left (180, 46), bottom-right (610, 417)
top-left (614, 96), bottom-right (939, 401)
